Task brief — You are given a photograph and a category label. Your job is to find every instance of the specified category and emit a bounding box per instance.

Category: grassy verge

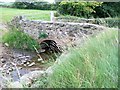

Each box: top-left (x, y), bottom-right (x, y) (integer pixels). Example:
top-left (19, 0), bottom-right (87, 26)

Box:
top-left (0, 7), bottom-right (55, 23)
top-left (34, 29), bottom-right (118, 88)
top-left (56, 15), bottom-right (119, 28)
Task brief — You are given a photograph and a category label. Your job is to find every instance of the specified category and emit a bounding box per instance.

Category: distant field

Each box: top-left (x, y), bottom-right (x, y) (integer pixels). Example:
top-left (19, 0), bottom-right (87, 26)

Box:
top-left (0, 7), bottom-right (55, 23)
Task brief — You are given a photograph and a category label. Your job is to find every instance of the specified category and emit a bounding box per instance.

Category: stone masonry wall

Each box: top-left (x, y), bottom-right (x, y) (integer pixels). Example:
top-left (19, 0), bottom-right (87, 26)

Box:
top-left (11, 16), bottom-right (106, 47)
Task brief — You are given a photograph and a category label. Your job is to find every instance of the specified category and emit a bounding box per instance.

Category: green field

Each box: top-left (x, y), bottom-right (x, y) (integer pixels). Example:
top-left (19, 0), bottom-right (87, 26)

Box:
top-left (0, 7), bottom-right (55, 23)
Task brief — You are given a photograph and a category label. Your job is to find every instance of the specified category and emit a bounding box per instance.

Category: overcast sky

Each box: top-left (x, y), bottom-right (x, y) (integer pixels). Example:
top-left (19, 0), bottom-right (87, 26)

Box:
top-left (0, 0), bottom-right (54, 3)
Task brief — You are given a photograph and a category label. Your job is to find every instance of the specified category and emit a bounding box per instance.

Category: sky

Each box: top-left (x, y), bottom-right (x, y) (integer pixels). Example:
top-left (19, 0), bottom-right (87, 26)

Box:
top-left (0, 0), bottom-right (54, 3)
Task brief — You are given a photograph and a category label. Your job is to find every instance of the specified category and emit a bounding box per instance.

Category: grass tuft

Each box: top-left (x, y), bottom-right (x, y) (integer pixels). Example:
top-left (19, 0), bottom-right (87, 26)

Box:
top-left (2, 26), bottom-right (39, 51)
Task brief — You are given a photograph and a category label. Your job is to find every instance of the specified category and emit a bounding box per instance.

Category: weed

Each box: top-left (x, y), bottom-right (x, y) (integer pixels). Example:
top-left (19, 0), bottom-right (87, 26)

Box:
top-left (39, 32), bottom-right (48, 39)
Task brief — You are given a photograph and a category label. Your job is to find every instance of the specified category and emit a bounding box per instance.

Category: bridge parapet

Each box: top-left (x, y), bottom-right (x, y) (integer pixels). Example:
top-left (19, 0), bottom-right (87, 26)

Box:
top-left (11, 16), bottom-right (106, 48)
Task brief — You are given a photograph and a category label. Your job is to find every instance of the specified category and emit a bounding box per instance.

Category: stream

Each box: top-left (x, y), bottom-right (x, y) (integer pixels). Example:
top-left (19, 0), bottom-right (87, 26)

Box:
top-left (0, 46), bottom-right (56, 82)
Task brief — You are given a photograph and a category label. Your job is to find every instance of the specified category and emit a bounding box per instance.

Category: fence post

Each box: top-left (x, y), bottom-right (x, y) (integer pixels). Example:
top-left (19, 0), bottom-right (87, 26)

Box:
top-left (50, 11), bottom-right (55, 22)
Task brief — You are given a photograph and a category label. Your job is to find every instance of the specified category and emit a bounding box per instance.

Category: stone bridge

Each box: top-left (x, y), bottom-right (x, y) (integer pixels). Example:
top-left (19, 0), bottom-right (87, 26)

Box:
top-left (11, 16), bottom-right (106, 48)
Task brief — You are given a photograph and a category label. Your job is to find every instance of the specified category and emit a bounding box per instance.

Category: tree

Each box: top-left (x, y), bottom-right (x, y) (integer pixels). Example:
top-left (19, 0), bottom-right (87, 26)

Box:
top-left (13, 0), bottom-right (57, 10)
top-left (54, 0), bottom-right (63, 3)
top-left (15, 0), bottom-right (47, 2)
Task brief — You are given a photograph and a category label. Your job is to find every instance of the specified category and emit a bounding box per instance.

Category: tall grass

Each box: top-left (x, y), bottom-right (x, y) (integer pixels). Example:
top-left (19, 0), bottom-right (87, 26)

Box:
top-left (43, 29), bottom-right (118, 88)
top-left (2, 27), bottom-right (39, 51)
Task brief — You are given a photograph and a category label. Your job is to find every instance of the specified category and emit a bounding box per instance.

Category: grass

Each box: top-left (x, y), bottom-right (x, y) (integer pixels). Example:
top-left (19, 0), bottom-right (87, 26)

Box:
top-left (2, 26), bottom-right (39, 51)
top-left (0, 7), bottom-right (55, 23)
top-left (56, 15), bottom-right (119, 28)
top-left (34, 29), bottom-right (118, 88)
top-left (0, 28), bottom-right (7, 42)
top-left (0, 29), bottom-right (2, 42)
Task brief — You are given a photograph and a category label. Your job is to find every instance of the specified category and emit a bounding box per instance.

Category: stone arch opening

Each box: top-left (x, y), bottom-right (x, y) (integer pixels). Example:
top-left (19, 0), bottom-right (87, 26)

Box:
top-left (39, 39), bottom-right (62, 54)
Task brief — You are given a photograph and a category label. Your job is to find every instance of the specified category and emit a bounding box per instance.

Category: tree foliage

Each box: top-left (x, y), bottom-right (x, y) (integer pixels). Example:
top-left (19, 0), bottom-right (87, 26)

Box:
top-left (58, 1), bottom-right (120, 18)
top-left (12, 1), bottom-right (57, 10)
top-left (93, 2), bottom-right (120, 18)
top-left (58, 1), bottom-right (102, 18)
